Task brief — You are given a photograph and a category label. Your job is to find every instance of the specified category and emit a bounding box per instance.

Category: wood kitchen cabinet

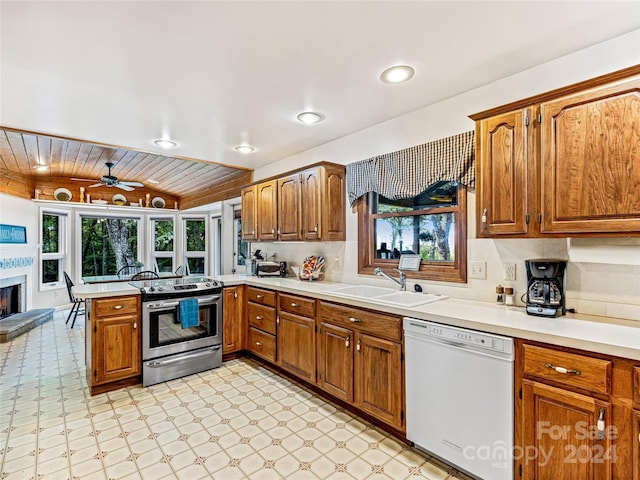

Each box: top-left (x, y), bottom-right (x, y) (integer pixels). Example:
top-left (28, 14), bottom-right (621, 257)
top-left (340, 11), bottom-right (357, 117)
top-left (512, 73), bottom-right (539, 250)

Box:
top-left (516, 340), bottom-right (638, 480)
top-left (223, 286), bottom-right (244, 355)
top-left (471, 66), bottom-right (640, 237)
top-left (277, 293), bottom-right (317, 382)
top-left (86, 295), bottom-right (141, 395)
top-left (634, 410), bottom-right (640, 480)
top-left (318, 301), bottom-right (404, 431)
top-left (241, 185), bottom-right (257, 241)
top-left (240, 162), bottom-right (345, 241)
top-left (245, 286), bottom-right (277, 362)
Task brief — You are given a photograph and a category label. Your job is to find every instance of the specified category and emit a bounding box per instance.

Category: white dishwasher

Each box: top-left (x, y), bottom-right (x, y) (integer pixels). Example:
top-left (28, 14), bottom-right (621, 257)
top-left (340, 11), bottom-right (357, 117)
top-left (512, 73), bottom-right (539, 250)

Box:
top-left (404, 318), bottom-right (514, 480)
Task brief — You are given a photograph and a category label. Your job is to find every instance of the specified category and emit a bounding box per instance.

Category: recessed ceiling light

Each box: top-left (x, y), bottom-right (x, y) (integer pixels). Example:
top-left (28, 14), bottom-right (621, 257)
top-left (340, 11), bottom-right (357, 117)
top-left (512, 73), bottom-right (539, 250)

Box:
top-left (147, 178), bottom-right (159, 184)
top-left (33, 164), bottom-right (49, 171)
top-left (379, 65), bottom-right (415, 84)
top-left (234, 145), bottom-right (256, 154)
top-left (154, 139), bottom-right (177, 149)
top-left (296, 111), bottom-right (324, 124)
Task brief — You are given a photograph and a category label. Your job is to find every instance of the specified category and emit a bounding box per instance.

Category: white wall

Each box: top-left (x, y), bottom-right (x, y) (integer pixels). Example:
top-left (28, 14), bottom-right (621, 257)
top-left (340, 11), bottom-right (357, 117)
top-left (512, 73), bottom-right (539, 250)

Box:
top-left (252, 29), bottom-right (640, 321)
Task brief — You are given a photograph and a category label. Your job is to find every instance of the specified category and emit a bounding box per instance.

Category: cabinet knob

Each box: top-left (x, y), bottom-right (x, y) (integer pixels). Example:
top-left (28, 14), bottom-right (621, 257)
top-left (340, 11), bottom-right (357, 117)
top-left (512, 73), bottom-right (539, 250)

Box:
top-left (251, 230), bottom-right (255, 235)
top-left (110, 305), bottom-right (124, 310)
top-left (256, 294), bottom-right (264, 299)
top-left (314, 223), bottom-right (318, 232)
top-left (133, 322), bottom-right (137, 330)
top-left (255, 341), bottom-right (262, 346)
top-left (290, 302), bottom-right (299, 307)
top-left (256, 315), bottom-right (263, 320)
top-left (356, 338), bottom-right (361, 353)
top-left (481, 208), bottom-right (488, 229)
top-left (234, 291), bottom-right (237, 299)
top-left (348, 317), bottom-right (361, 323)
top-left (596, 408), bottom-right (606, 440)
top-left (271, 228), bottom-right (275, 234)
top-left (345, 335), bottom-right (350, 348)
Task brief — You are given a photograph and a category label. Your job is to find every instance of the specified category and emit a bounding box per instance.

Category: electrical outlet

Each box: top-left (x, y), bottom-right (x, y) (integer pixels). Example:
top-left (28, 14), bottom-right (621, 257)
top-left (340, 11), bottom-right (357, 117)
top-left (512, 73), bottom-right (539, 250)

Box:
top-left (334, 256), bottom-right (341, 267)
top-left (504, 262), bottom-right (516, 281)
top-left (54, 290), bottom-right (59, 298)
top-left (470, 261), bottom-right (486, 279)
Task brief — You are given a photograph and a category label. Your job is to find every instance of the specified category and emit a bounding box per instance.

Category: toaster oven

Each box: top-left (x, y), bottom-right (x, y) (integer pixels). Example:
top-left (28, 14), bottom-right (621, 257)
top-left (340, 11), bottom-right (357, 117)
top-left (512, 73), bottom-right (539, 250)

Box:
top-left (256, 261), bottom-right (286, 277)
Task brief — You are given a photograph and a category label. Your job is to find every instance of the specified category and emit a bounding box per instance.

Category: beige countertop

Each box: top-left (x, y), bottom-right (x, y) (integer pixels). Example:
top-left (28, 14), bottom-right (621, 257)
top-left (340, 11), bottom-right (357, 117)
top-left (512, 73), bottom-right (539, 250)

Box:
top-left (73, 274), bottom-right (640, 361)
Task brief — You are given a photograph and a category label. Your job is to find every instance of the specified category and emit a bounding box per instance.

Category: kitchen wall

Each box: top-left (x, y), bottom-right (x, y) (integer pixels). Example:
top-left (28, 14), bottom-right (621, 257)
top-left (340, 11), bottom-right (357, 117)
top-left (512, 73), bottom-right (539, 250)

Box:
top-left (252, 29), bottom-right (640, 321)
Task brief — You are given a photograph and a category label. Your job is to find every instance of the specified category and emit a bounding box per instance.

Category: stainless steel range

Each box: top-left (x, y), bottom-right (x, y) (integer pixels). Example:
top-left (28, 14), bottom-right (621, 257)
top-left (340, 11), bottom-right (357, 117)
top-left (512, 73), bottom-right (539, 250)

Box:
top-left (129, 276), bottom-right (223, 386)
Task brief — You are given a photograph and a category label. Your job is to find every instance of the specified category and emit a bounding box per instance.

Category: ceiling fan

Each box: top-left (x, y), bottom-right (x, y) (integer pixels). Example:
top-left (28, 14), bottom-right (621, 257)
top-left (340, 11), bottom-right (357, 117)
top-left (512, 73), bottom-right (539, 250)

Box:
top-left (72, 162), bottom-right (144, 192)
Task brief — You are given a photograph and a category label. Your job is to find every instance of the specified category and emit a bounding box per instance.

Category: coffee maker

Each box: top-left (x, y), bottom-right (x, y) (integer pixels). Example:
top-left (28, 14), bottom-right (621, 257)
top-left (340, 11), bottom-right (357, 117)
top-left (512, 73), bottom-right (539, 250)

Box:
top-left (525, 259), bottom-right (567, 317)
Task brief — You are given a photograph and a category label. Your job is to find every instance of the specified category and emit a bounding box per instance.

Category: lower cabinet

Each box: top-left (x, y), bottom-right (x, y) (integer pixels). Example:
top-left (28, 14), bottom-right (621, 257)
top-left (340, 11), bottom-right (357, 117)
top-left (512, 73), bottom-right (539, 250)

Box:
top-left (634, 410), bottom-right (640, 480)
top-left (86, 295), bottom-right (141, 395)
top-left (277, 311), bottom-right (316, 382)
top-left (223, 286), bottom-right (244, 354)
top-left (318, 322), bottom-right (353, 403)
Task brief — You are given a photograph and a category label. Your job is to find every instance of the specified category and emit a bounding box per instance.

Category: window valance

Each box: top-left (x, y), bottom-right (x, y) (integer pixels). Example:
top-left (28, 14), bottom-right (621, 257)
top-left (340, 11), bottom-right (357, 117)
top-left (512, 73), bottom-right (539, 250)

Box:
top-left (346, 130), bottom-right (475, 207)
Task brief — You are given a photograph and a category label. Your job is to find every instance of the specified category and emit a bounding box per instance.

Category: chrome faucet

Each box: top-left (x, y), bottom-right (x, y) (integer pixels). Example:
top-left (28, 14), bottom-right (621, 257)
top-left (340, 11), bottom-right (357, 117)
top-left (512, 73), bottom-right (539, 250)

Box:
top-left (373, 267), bottom-right (406, 291)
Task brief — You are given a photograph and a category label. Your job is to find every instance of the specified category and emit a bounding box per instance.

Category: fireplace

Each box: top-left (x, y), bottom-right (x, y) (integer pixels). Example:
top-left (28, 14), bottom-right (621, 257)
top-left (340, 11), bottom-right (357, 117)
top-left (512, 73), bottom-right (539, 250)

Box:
top-left (0, 275), bottom-right (26, 320)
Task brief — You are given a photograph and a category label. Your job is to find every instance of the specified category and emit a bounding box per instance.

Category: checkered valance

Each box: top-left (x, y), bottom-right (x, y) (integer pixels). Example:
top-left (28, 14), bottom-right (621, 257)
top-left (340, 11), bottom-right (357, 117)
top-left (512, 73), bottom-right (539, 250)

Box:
top-left (346, 130), bottom-right (475, 207)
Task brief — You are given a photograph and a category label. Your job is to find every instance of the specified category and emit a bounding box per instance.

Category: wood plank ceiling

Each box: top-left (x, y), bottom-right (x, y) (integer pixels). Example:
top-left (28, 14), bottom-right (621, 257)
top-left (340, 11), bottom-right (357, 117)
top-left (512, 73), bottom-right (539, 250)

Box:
top-left (0, 128), bottom-right (253, 209)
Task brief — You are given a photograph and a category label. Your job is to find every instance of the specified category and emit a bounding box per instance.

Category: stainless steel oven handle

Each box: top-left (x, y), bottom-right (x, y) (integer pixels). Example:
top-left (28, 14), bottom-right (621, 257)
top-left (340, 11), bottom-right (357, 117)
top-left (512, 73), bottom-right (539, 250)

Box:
top-left (145, 296), bottom-right (220, 309)
top-left (145, 346), bottom-right (221, 366)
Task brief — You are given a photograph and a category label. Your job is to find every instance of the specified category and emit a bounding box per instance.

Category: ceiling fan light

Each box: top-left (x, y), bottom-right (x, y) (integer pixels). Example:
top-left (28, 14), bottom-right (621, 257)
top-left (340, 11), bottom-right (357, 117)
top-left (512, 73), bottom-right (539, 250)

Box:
top-left (234, 145), bottom-right (256, 154)
top-left (296, 111), bottom-right (324, 124)
top-left (380, 65), bottom-right (415, 84)
top-left (154, 139), bottom-right (177, 149)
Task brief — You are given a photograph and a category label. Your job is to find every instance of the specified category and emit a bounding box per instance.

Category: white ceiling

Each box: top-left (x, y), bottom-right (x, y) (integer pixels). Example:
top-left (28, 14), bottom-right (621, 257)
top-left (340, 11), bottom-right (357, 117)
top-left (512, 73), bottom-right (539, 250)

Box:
top-left (1, 1), bottom-right (639, 172)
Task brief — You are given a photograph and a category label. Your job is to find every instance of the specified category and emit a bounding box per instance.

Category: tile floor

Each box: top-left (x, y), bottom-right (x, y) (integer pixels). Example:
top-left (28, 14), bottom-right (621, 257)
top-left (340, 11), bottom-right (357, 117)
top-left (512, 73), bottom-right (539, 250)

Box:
top-left (0, 309), bottom-right (469, 480)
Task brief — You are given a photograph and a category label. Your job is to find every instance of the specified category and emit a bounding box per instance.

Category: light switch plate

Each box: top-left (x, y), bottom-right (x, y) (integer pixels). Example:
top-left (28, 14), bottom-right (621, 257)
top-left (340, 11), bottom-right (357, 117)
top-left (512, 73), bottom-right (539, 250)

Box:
top-left (504, 262), bottom-right (516, 281)
top-left (470, 261), bottom-right (486, 279)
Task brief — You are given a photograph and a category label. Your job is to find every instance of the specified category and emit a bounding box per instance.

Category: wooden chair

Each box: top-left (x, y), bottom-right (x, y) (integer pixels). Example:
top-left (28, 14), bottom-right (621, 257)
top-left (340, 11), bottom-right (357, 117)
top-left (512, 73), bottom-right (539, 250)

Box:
top-left (130, 270), bottom-right (160, 281)
top-left (63, 272), bottom-right (84, 328)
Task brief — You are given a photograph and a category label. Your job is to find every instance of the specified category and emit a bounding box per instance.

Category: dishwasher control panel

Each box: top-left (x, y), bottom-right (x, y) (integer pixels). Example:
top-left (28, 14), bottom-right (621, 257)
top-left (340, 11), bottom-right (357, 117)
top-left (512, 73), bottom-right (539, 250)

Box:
top-left (404, 318), bottom-right (514, 355)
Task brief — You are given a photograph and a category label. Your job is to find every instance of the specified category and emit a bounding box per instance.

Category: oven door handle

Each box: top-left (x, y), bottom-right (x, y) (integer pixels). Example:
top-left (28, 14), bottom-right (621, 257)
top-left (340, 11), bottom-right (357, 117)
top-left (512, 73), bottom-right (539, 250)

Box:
top-left (145, 345), bottom-right (222, 366)
top-left (145, 296), bottom-right (220, 309)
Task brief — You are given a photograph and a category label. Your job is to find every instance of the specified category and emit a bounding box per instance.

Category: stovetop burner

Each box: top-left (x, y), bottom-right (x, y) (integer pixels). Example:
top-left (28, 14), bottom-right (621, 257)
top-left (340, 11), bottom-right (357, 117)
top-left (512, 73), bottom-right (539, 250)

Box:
top-left (130, 276), bottom-right (222, 296)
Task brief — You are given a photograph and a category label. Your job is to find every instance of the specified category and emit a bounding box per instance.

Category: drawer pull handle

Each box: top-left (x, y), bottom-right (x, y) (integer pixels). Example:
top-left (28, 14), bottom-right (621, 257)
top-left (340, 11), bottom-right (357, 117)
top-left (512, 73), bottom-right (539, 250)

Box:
top-left (597, 408), bottom-right (606, 440)
top-left (133, 322), bottom-right (137, 330)
top-left (291, 302), bottom-right (299, 307)
top-left (356, 338), bottom-right (361, 353)
top-left (256, 294), bottom-right (264, 300)
top-left (348, 317), bottom-right (361, 323)
top-left (545, 362), bottom-right (581, 375)
top-left (110, 305), bottom-right (124, 310)
top-left (255, 341), bottom-right (262, 346)
top-left (345, 335), bottom-right (350, 348)
top-left (256, 315), bottom-right (263, 320)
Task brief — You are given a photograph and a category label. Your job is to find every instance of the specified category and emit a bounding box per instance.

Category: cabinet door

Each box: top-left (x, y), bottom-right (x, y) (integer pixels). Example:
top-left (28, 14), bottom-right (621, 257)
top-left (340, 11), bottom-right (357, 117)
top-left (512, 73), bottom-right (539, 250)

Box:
top-left (223, 286), bottom-right (243, 354)
top-left (476, 107), bottom-right (533, 236)
top-left (522, 379), bottom-right (613, 480)
top-left (318, 322), bottom-right (353, 403)
top-left (324, 166), bottom-right (346, 241)
top-left (94, 314), bottom-right (140, 384)
top-left (634, 410), bottom-right (640, 480)
top-left (540, 76), bottom-right (640, 234)
top-left (241, 185), bottom-right (258, 241)
top-left (354, 333), bottom-right (403, 430)
top-left (302, 167), bottom-right (322, 240)
top-left (277, 311), bottom-right (315, 382)
top-left (257, 181), bottom-right (278, 240)
top-left (277, 174), bottom-right (302, 241)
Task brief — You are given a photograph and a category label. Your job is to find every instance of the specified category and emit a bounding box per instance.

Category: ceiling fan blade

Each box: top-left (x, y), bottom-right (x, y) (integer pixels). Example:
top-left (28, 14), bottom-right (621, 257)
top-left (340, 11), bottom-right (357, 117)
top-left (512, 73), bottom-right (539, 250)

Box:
top-left (89, 183), bottom-right (103, 188)
top-left (71, 177), bottom-right (97, 182)
top-left (115, 183), bottom-right (135, 192)
top-left (120, 181), bottom-right (144, 187)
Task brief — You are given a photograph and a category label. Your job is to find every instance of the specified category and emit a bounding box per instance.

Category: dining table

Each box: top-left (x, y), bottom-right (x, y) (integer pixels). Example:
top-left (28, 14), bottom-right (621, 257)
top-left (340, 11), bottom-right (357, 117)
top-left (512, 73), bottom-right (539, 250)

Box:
top-left (82, 272), bottom-right (183, 284)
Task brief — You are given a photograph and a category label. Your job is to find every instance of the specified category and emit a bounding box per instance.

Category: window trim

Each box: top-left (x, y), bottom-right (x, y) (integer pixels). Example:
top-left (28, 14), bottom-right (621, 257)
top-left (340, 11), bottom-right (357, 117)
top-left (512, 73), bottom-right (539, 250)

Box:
top-left (181, 215), bottom-right (208, 275)
top-left (149, 216), bottom-right (175, 273)
top-left (39, 207), bottom-right (69, 291)
top-left (357, 184), bottom-right (467, 283)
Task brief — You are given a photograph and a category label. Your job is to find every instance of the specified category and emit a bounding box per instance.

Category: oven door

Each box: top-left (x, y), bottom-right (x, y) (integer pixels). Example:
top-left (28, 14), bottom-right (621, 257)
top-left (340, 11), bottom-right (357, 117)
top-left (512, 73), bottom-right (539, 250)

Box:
top-left (142, 294), bottom-right (222, 361)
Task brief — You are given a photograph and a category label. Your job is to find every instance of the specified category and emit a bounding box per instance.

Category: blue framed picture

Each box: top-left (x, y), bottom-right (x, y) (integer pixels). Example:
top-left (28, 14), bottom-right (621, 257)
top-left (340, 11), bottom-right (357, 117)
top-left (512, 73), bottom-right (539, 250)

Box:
top-left (0, 224), bottom-right (27, 244)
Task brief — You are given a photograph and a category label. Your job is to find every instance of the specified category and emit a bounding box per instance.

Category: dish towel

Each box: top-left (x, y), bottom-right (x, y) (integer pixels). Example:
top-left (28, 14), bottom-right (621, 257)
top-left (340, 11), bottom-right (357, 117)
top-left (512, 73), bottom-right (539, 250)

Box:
top-left (179, 298), bottom-right (199, 329)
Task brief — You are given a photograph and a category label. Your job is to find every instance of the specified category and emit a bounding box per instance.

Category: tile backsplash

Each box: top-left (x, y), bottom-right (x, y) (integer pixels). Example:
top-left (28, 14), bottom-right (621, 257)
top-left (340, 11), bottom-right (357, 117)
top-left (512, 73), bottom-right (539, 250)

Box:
top-left (0, 256), bottom-right (34, 269)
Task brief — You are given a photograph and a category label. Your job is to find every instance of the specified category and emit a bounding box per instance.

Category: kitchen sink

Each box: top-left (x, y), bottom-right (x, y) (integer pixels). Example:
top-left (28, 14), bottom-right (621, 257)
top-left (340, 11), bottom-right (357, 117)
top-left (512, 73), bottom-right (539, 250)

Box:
top-left (327, 285), bottom-right (447, 307)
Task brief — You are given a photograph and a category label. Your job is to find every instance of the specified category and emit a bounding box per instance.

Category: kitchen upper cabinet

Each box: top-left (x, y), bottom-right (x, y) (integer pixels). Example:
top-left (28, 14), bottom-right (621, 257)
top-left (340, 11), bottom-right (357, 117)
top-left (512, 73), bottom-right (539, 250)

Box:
top-left (318, 322), bottom-right (353, 403)
top-left (257, 181), bottom-right (278, 241)
top-left (277, 174), bottom-right (302, 241)
top-left (86, 295), bottom-right (141, 395)
top-left (540, 76), bottom-right (640, 234)
top-left (223, 286), bottom-right (244, 355)
top-left (240, 162), bottom-right (345, 242)
top-left (241, 185), bottom-right (257, 241)
top-left (471, 66), bottom-right (640, 237)
top-left (475, 107), bottom-right (534, 236)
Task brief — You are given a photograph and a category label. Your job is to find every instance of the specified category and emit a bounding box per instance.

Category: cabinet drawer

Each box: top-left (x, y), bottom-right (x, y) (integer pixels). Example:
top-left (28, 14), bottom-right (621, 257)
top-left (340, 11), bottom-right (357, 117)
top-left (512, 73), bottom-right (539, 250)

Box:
top-left (279, 293), bottom-right (316, 318)
top-left (523, 344), bottom-right (611, 395)
top-left (319, 301), bottom-right (401, 341)
top-left (247, 302), bottom-right (276, 335)
top-left (94, 296), bottom-right (139, 317)
top-left (246, 287), bottom-right (276, 307)
top-left (247, 327), bottom-right (276, 362)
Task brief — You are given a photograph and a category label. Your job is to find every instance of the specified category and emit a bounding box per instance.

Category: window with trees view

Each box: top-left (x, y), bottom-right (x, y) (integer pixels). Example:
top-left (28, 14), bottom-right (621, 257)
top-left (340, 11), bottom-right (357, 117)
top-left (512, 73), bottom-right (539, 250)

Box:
top-left (184, 218), bottom-right (206, 275)
top-left (358, 181), bottom-right (467, 283)
top-left (41, 211), bottom-right (66, 286)
top-left (80, 216), bottom-right (139, 276)
top-left (152, 219), bottom-right (174, 273)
